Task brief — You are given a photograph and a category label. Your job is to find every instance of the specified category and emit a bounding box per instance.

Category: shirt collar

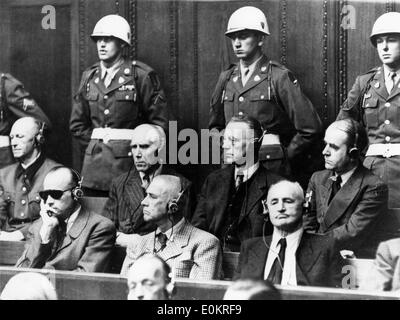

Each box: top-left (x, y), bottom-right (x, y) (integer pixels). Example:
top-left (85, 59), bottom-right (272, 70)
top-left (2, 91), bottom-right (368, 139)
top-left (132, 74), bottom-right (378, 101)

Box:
top-left (16, 152), bottom-right (45, 182)
top-left (66, 205), bottom-right (81, 233)
top-left (100, 58), bottom-right (124, 81)
top-left (235, 162), bottom-right (259, 183)
top-left (271, 226), bottom-right (303, 249)
top-left (155, 217), bottom-right (185, 241)
top-left (332, 166), bottom-right (356, 186)
top-left (240, 55), bottom-right (263, 76)
top-left (139, 163), bottom-right (163, 184)
top-left (383, 65), bottom-right (400, 81)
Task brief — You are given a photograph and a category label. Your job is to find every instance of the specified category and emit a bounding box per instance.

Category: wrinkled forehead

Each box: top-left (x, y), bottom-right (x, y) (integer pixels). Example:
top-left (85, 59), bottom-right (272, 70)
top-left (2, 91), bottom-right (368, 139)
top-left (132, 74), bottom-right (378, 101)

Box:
top-left (267, 182), bottom-right (302, 203)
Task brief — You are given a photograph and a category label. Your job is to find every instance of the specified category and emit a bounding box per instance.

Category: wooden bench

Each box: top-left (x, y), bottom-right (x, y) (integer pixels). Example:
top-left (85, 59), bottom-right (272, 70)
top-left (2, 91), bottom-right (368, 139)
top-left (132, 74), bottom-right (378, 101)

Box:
top-left (0, 267), bottom-right (398, 300)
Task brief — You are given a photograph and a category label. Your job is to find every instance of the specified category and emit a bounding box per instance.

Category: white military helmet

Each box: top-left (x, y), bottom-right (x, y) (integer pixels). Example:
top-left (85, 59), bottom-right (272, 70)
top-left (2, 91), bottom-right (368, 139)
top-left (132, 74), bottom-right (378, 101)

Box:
top-left (91, 14), bottom-right (131, 46)
top-left (370, 12), bottom-right (400, 46)
top-left (225, 6), bottom-right (270, 37)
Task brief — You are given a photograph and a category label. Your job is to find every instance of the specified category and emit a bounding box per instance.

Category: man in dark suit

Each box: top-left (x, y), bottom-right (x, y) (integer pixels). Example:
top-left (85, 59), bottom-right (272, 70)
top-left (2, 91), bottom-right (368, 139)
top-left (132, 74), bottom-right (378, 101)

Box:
top-left (192, 114), bottom-right (282, 252)
top-left (304, 119), bottom-right (390, 258)
top-left (16, 166), bottom-right (116, 272)
top-left (236, 180), bottom-right (343, 287)
top-left (104, 124), bottom-right (192, 247)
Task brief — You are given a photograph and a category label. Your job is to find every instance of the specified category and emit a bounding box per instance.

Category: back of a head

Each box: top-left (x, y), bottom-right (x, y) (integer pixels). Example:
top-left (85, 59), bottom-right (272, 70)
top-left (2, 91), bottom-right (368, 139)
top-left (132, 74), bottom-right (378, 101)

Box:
top-left (223, 278), bottom-right (281, 300)
top-left (1, 272), bottom-right (57, 300)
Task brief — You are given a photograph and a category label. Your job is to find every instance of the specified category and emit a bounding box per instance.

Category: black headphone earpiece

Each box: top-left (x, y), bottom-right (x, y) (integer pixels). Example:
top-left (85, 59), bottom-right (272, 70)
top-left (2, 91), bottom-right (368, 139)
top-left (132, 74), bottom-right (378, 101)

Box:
top-left (35, 122), bottom-right (45, 146)
top-left (348, 119), bottom-right (359, 159)
top-left (70, 169), bottom-right (84, 201)
top-left (167, 186), bottom-right (186, 214)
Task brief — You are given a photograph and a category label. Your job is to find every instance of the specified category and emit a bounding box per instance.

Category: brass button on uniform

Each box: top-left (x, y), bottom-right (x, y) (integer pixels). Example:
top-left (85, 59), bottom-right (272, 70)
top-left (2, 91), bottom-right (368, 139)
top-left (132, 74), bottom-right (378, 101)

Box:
top-left (239, 97), bottom-right (244, 102)
top-left (21, 200), bottom-right (26, 205)
top-left (385, 120), bottom-right (390, 125)
top-left (104, 95), bottom-right (108, 99)
top-left (385, 102), bottom-right (391, 107)
top-left (104, 109), bottom-right (110, 115)
top-left (385, 136), bottom-right (391, 142)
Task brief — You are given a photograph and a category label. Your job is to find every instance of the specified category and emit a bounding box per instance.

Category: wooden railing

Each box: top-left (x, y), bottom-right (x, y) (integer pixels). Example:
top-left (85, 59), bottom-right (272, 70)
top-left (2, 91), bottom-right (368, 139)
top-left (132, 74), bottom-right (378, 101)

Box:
top-left (0, 267), bottom-right (398, 300)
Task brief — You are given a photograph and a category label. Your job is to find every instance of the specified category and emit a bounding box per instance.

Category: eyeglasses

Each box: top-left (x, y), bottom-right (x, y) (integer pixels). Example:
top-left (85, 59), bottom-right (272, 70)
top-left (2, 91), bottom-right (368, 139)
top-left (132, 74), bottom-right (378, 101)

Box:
top-left (39, 189), bottom-right (71, 202)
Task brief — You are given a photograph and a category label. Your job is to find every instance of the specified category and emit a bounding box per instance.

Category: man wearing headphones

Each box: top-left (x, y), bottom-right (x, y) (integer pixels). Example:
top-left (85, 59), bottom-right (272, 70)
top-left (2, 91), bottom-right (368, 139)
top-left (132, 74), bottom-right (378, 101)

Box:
top-left (104, 124), bottom-right (192, 247)
top-left (192, 114), bottom-right (282, 252)
top-left (16, 166), bottom-right (116, 272)
top-left (303, 119), bottom-right (390, 258)
top-left (127, 255), bottom-right (175, 300)
top-left (121, 175), bottom-right (222, 280)
top-left (0, 117), bottom-right (59, 241)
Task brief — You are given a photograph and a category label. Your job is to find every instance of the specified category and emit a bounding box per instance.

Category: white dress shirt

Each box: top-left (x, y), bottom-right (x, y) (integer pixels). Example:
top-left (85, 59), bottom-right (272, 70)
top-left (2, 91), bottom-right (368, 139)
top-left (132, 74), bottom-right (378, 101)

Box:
top-left (264, 227), bottom-right (304, 286)
top-left (100, 58), bottom-right (124, 88)
top-left (332, 166), bottom-right (356, 188)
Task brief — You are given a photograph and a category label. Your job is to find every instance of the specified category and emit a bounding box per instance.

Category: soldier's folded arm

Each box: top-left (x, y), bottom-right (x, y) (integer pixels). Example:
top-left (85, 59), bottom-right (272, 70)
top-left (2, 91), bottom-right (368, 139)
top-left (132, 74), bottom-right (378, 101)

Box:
top-left (69, 91), bottom-right (93, 146)
top-left (3, 73), bottom-right (51, 130)
top-left (336, 75), bottom-right (363, 121)
top-left (275, 69), bottom-right (323, 160)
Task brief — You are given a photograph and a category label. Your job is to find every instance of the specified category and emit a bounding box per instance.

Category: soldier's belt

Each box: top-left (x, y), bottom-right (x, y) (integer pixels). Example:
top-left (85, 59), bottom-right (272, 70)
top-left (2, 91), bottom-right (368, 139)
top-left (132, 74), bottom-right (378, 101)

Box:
top-left (261, 134), bottom-right (280, 145)
top-left (91, 128), bottom-right (136, 143)
top-left (366, 143), bottom-right (400, 158)
top-left (0, 135), bottom-right (10, 148)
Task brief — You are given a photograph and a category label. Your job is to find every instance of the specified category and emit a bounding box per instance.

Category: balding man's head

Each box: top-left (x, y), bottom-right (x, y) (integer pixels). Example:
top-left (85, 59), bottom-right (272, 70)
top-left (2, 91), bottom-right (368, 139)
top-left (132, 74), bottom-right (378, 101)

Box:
top-left (127, 255), bottom-right (172, 300)
top-left (141, 175), bottom-right (182, 224)
top-left (130, 124), bottom-right (166, 172)
top-left (10, 117), bottom-right (43, 162)
top-left (0, 272), bottom-right (57, 300)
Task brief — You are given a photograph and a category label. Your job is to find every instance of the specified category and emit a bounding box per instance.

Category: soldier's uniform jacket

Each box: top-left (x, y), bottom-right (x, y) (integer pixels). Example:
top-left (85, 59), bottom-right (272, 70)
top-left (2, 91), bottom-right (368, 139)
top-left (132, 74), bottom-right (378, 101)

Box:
top-left (69, 58), bottom-right (169, 191)
top-left (0, 156), bottom-right (59, 237)
top-left (337, 66), bottom-right (400, 209)
top-left (209, 55), bottom-right (323, 165)
top-left (0, 73), bottom-right (51, 168)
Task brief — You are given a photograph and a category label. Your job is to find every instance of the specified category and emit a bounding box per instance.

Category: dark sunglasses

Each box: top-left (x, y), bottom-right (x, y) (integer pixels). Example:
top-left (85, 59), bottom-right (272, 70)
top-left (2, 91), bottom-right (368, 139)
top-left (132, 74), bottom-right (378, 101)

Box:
top-left (39, 189), bottom-right (71, 201)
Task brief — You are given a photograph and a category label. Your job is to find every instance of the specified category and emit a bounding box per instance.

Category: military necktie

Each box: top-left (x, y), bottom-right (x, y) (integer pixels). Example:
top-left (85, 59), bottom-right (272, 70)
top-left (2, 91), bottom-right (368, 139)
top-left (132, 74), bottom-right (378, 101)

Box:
top-left (103, 70), bottom-right (112, 88)
top-left (329, 175), bottom-right (342, 204)
top-left (387, 72), bottom-right (397, 94)
top-left (267, 237), bottom-right (287, 284)
top-left (242, 67), bottom-right (250, 86)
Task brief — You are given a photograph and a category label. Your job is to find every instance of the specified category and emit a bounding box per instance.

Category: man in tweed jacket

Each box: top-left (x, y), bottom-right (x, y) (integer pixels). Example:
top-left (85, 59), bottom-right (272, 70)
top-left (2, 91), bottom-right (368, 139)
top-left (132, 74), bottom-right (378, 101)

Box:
top-left (121, 175), bottom-right (222, 280)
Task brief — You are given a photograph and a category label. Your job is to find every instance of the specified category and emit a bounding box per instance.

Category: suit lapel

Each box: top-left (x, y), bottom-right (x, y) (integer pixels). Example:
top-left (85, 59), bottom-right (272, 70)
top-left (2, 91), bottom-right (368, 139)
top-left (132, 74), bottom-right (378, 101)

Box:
top-left (318, 175), bottom-right (332, 232)
top-left (238, 166), bottom-right (267, 224)
top-left (56, 208), bottom-right (89, 254)
top-left (158, 221), bottom-right (191, 262)
top-left (369, 67), bottom-right (388, 101)
top-left (209, 166), bottom-right (235, 232)
top-left (247, 238), bottom-right (270, 278)
top-left (296, 233), bottom-right (322, 285)
top-left (322, 166), bottom-right (363, 231)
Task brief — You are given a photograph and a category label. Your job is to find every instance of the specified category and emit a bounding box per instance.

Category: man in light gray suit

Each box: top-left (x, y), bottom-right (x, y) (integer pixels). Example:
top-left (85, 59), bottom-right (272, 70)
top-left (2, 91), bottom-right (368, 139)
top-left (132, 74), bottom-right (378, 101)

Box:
top-left (121, 175), bottom-right (222, 280)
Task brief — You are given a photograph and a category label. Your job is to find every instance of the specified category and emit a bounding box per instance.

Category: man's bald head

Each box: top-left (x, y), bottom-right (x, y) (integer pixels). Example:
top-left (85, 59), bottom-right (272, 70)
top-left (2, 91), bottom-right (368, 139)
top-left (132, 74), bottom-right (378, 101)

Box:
top-left (10, 117), bottom-right (43, 162)
top-left (151, 175), bottom-right (181, 201)
top-left (127, 255), bottom-right (172, 300)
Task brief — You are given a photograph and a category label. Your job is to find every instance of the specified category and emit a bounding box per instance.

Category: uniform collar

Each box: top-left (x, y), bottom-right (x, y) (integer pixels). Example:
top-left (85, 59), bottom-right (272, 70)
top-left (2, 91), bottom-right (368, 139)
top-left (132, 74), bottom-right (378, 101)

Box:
top-left (100, 58), bottom-right (124, 80)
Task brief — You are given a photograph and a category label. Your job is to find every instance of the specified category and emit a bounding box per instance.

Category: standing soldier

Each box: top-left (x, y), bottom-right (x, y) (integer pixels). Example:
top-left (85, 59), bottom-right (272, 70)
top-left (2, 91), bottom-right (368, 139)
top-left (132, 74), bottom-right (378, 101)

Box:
top-left (209, 6), bottom-right (322, 185)
top-left (0, 73), bottom-right (51, 169)
top-left (337, 12), bottom-right (400, 235)
top-left (70, 14), bottom-right (169, 196)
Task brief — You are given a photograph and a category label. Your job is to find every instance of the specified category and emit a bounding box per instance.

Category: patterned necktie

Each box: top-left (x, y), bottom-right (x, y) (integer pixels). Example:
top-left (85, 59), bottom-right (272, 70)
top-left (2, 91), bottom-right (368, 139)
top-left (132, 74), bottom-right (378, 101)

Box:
top-left (267, 238), bottom-right (287, 284)
top-left (329, 175), bottom-right (342, 204)
top-left (157, 233), bottom-right (168, 251)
